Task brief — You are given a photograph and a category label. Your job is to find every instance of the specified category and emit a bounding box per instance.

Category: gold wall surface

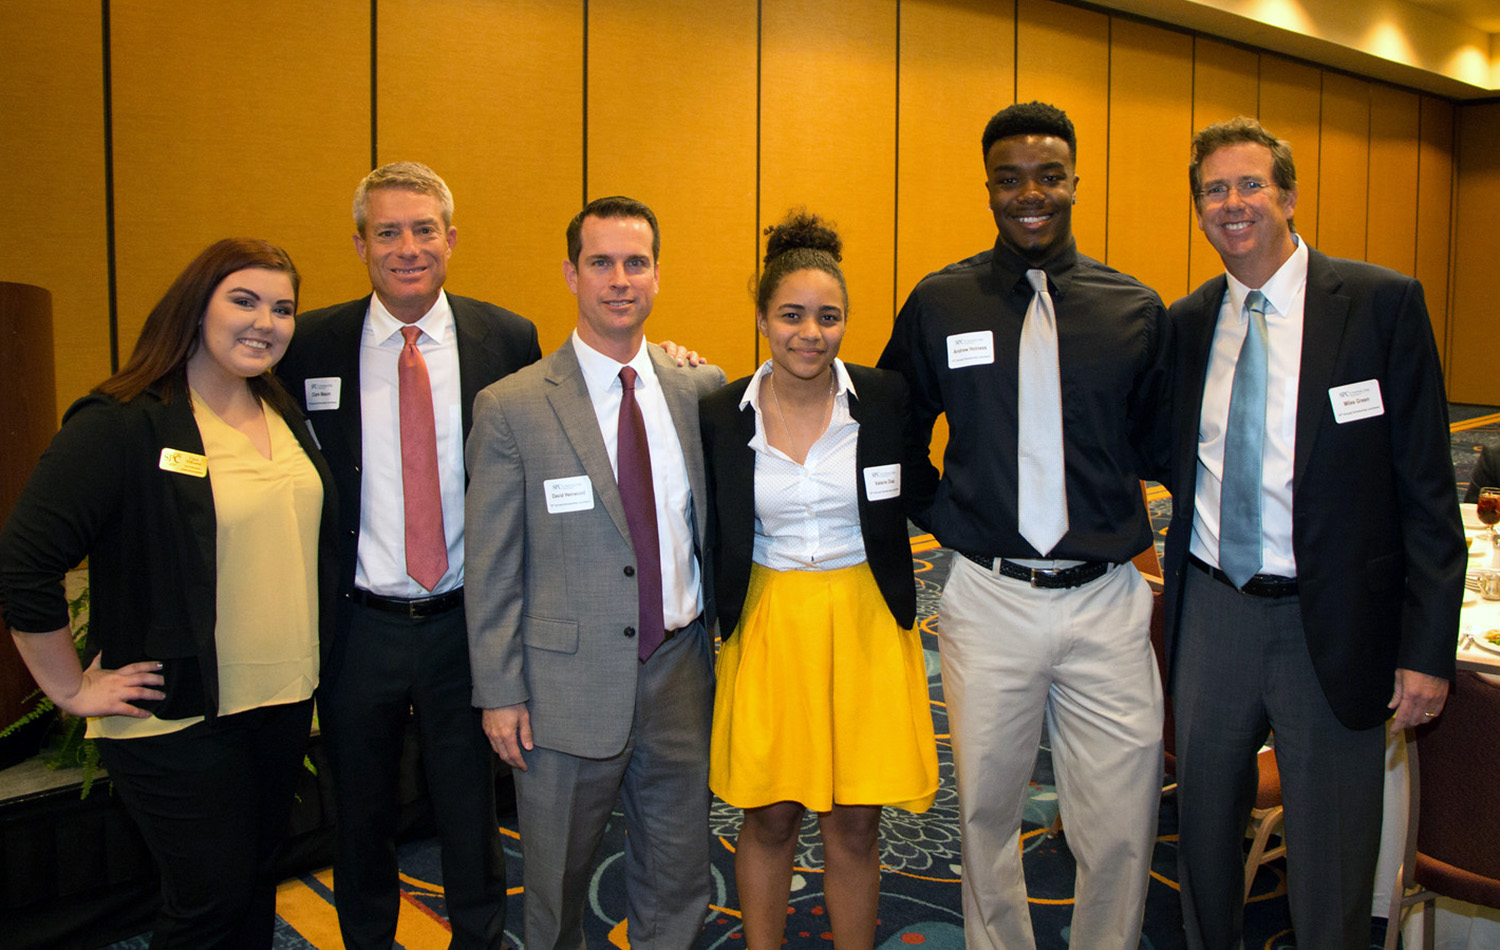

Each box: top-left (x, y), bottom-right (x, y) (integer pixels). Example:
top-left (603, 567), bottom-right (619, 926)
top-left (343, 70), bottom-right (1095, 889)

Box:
top-left (1, 0), bottom-right (1489, 418)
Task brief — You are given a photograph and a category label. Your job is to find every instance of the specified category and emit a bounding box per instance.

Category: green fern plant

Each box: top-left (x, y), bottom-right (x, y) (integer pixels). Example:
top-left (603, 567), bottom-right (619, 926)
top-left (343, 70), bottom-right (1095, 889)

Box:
top-left (0, 575), bottom-right (100, 796)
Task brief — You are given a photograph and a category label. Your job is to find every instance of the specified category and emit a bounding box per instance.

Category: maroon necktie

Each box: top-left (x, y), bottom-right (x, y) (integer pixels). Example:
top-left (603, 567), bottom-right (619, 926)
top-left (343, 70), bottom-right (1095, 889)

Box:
top-left (617, 366), bottom-right (665, 661)
top-left (399, 325), bottom-right (448, 591)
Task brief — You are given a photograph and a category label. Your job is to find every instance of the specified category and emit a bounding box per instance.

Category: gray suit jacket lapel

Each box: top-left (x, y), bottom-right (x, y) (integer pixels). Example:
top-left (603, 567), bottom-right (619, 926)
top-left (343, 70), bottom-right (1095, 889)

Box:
top-left (543, 343), bottom-right (633, 546)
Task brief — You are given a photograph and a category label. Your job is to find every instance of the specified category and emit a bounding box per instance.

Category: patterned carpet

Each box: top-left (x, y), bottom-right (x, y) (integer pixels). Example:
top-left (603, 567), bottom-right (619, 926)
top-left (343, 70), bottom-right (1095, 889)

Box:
top-left (103, 406), bottom-right (1500, 950)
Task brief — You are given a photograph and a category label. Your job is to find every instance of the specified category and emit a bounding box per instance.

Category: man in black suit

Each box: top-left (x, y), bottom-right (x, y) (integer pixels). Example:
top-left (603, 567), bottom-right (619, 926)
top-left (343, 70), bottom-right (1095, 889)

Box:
top-left (277, 162), bottom-right (541, 950)
top-left (1160, 117), bottom-right (1464, 950)
top-left (1464, 443), bottom-right (1500, 503)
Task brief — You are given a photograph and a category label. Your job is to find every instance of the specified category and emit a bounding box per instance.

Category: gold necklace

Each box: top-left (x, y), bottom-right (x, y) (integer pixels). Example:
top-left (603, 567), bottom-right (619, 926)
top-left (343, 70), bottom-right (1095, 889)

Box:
top-left (769, 371), bottom-right (835, 461)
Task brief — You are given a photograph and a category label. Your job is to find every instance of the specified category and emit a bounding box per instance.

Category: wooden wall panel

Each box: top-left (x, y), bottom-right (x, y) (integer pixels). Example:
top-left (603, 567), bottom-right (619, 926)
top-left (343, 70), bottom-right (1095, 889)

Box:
top-left (1366, 88), bottom-right (1419, 275)
top-left (379, 0), bottom-right (584, 353)
top-left (1107, 19), bottom-right (1193, 302)
top-left (895, 0), bottom-right (1016, 481)
top-left (1016, 0), bottom-right (1110, 259)
top-left (1316, 71), bottom-right (1371, 260)
top-left (1447, 103), bottom-right (1500, 405)
top-left (895, 0), bottom-right (1015, 306)
top-left (760, 0), bottom-right (898, 371)
top-left (587, 0), bottom-right (759, 370)
top-left (1189, 38), bottom-right (1259, 292)
top-left (0, 3), bottom-right (110, 417)
top-left (110, 1), bottom-right (369, 354)
top-left (1258, 56), bottom-right (1322, 248)
top-left (1415, 96), bottom-right (1454, 365)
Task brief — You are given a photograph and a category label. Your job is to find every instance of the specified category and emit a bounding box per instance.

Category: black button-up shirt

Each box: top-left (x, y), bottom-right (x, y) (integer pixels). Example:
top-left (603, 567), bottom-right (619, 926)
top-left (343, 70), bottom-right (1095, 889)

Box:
top-left (877, 237), bottom-right (1172, 562)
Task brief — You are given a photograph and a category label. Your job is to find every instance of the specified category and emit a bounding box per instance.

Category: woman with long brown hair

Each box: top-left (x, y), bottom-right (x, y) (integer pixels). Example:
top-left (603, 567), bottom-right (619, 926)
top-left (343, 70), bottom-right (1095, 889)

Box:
top-left (0, 238), bottom-right (337, 947)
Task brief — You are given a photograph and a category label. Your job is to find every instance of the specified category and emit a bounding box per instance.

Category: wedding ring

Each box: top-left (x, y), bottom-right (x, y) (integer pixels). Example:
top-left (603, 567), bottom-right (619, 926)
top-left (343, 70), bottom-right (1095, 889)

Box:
top-left (1423, 711), bottom-right (1437, 718)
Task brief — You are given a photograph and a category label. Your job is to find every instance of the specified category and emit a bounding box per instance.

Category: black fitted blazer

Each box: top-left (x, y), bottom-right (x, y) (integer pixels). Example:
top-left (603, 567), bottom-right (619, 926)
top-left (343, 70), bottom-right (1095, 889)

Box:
top-left (0, 386), bottom-right (339, 721)
top-left (700, 363), bottom-right (917, 638)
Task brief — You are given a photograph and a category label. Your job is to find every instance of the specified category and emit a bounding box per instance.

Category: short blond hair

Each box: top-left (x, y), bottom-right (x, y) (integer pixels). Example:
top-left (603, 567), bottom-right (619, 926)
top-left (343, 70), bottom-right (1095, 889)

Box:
top-left (353, 161), bottom-right (454, 234)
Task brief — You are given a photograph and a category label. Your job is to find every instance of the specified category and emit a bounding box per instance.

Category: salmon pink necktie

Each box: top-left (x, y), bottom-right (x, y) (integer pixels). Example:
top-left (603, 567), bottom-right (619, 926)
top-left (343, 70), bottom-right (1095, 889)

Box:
top-left (399, 325), bottom-right (448, 591)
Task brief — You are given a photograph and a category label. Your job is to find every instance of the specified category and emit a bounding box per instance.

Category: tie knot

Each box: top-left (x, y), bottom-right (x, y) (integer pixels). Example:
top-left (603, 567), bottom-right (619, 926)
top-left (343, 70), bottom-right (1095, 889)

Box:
top-left (1026, 269), bottom-right (1049, 294)
top-left (401, 325), bottom-right (422, 346)
top-left (619, 365), bottom-right (638, 390)
top-left (1244, 290), bottom-right (1267, 316)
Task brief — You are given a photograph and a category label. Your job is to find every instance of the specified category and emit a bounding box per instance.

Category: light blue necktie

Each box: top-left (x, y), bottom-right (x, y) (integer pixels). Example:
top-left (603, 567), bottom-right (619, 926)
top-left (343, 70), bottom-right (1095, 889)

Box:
top-left (1219, 290), bottom-right (1269, 588)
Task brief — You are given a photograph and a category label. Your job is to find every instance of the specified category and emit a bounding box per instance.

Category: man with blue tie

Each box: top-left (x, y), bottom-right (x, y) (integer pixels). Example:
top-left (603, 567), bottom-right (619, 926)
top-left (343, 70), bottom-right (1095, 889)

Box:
top-left (1159, 116), bottom-right (1464, 950)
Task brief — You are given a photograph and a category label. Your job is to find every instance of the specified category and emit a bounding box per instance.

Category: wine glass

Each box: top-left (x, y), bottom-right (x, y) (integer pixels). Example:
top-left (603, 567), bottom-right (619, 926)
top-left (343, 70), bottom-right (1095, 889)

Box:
top-left (1477, 487), bottom-right (1500, 551)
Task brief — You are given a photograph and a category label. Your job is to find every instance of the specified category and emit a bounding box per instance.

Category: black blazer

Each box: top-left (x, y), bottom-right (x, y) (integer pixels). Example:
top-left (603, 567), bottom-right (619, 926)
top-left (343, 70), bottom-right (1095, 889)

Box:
top-left (700, 363), bottom-right (917, 637)
top-left (1160, 249), bottom-right (1464, 729)
top-left (275, 293), bottom-right (542, 605)
top-left (0, 386), bottom-right (339, 721)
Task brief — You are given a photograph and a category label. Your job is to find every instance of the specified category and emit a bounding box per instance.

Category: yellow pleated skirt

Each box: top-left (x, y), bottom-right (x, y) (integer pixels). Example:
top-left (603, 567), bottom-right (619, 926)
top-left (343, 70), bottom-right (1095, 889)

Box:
top-left (710, 561), bottom-right (939, 813)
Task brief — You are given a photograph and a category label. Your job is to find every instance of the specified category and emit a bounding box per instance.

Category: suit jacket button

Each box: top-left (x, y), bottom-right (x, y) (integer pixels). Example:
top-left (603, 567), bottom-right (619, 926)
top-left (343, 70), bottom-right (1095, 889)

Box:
top-left (624, 626), bottom-right (636, 637)
top-left (624, 565), bottom-right (635, 577)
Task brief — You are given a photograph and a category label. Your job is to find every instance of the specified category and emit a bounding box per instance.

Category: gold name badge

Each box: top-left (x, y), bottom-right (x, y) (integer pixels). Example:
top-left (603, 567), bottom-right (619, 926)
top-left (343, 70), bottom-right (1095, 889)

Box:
top-left (159, 448), bottom-right (208, 477)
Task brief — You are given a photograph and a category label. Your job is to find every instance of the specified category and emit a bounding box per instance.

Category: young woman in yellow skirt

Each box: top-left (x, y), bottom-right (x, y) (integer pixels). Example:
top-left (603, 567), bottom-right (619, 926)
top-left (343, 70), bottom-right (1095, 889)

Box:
top-left (700, 211), bottom-right (939, 950)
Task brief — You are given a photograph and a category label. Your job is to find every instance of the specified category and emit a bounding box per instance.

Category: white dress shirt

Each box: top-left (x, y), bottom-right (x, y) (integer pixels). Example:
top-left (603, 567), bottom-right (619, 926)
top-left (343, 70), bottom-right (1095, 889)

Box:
top-left (740, 359), bottom-right (867, 571)
top-left (354, 292), bottom-right (466, 597)
top-left (1190, 237), bottom-right (1309, 578)
top-left (572, 333), bottom-right (702, 629)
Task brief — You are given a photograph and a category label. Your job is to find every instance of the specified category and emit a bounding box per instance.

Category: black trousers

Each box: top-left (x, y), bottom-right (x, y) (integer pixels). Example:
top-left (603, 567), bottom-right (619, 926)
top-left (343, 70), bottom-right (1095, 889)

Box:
top-left (97, 697), bottom-right (315, 949)
top-left (320, 599), bottom-right (507, 950)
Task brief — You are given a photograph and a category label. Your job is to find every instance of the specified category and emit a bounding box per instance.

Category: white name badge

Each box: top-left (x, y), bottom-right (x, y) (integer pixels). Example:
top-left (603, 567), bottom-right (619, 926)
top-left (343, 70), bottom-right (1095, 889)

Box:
top-left (305, 377), bottom-right (341, 410)
top-left (946, 330), bottom-right (995, 369)
top-left (863, 463), bottom-right (901, 502)
top-left (544, 475), bottom-right (595, 513)
top-left (159, 448), bottom-right (208, 477)
top-left (1329, 379), bottom-right (1384, 424)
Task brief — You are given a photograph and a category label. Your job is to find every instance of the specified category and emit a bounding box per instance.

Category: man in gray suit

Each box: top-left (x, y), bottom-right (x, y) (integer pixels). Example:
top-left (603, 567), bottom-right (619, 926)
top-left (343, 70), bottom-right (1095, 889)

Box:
top-left (464, 196), bottom-right (726, 950)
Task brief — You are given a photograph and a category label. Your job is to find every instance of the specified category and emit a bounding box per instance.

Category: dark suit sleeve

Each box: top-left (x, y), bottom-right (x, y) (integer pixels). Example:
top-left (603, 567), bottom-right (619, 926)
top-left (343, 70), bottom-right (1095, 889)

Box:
top-left (0, 398), bottom-right (132, 633)
top-left (1386, 277), bottom-right (1465, 680)
top-left (876, 290), bottom-right (943, 530)
top-left (1129, 293), bottom-right (1175, 487)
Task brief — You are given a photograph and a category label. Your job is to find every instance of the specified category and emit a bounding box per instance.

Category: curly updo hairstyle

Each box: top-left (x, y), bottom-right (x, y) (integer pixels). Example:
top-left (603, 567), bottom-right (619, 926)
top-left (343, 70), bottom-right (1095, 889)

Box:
top-left (755, 210), bottom-right (848, 315)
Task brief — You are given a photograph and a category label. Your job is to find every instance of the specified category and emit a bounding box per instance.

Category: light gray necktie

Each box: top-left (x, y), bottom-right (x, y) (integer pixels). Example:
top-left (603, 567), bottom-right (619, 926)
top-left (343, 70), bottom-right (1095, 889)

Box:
top-left (1017, 268), bottom-right (1068, 556)
top-left (1219, 290), bottom-right (1270, 588)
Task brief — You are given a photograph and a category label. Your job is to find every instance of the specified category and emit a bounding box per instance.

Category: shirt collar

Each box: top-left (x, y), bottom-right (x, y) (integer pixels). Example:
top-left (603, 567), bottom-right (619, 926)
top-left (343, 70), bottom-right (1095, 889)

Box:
top-left (991, 235), bottom-right (1080, 298)
top-left (1224, 234), bottom-right (1308, 321)
top-left (570, 331), bottom-right (655, 394)
top-left (739, 358), bottom-right (856, 412)
top-left (367, 290), bottom-right (453, 345)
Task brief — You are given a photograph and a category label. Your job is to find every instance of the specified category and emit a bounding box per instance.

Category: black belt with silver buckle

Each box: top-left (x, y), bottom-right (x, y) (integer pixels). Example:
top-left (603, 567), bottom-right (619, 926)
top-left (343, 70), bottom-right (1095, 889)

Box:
top-left (350, 587), bottom-right (465, 619)
top-left (959, 551), bottom-right (1110, 589)
top-left (1189, 556), bottom-right (1298, 598)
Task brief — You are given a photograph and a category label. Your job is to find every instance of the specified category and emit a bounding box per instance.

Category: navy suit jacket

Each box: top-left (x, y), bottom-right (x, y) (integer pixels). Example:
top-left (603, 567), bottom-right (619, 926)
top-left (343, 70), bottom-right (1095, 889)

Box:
top-left (1160, 248), bottom-right (1463, 729)
top-left (699, 363), bottom-right (917, 638)
top-left (276, 293), bottom-right (542, 607)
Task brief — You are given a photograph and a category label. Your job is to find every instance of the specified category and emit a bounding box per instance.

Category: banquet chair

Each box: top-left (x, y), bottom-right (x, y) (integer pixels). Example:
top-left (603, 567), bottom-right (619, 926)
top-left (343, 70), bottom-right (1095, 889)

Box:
top-left (1383, 671), bottom-right (1500, 950)
top-left (1242, 748), bottom-right (1284, 900)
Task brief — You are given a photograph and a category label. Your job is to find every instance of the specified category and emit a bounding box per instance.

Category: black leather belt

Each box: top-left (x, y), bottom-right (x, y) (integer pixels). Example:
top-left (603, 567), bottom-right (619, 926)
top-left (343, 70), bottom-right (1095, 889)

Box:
top-left (1190, 556), bottom-right (1298, 598)
top-left (350, 587), bottom-right (465, 619)
top-left (959, 551), bottom-right (1110, 589)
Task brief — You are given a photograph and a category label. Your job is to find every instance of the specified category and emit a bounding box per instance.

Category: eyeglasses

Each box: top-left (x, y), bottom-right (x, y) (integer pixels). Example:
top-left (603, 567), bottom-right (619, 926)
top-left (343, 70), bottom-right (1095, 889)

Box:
top-left (1197, 179), bottom-right (1273, 204)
